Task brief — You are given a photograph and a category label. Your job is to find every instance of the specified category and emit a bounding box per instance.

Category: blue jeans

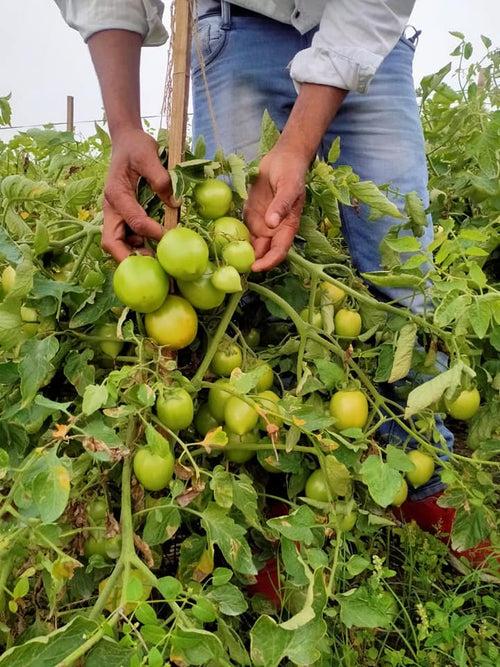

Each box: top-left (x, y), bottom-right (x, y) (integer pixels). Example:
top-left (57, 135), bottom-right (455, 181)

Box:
top-left (191, 6), bottom-right (452, 499)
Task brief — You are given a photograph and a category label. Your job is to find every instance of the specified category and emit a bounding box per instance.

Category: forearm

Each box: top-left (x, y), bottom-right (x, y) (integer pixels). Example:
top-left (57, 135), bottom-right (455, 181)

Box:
top-left (88, 29), bottom-right (143, 139)
top-left (277, 84), bottom-right (347, 162)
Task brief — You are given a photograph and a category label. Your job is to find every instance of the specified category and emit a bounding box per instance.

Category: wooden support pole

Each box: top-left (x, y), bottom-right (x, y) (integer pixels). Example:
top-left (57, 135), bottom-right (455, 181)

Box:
top-left (66, 95), bottom-right (74, 133)
top-left (164, 0), bottom-right (192, 230)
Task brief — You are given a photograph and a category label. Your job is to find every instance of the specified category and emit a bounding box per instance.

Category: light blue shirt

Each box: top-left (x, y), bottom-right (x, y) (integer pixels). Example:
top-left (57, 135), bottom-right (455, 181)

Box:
top-left (54, 0), bottom-right (415, 93)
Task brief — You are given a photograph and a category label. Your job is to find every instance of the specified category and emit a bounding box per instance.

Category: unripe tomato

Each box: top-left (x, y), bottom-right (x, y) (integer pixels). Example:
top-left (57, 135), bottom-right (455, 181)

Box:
top-left (406, 450), bottom-right (435, 489)
top-left (337, 509), bottom-right (357, 532)
top-left (445, 388), bottom-right (480, 421)
top-left (254, 362), bottom-right (274, 392)
top-left (320, 282), bottom-right (346, 308)
top-left (194, 179), bottom-right (233, 220)
top-left (113, 255), bottom-right (168, 313)
top-left (304, 469), bottom-right (330, 502)
top-left (157, 227), bottom-right (209, 282)
top-left (211, 265), bottom-right (242, 293)
top-left (329, 390), bottom-right (368, 430)
top-left (88, 497), bottom-right (108, 522)
top-left (1, 265), bottom-right (16, 294)
top-left (391, 478), bottom-right (408, 507)
top-left (20, 306), bottom-right (38, 323)
top-left (157, 388), bottom-right (194, 431)
top-left (212, 217), bottom-right (250, 251)
top-left (222, 240), bottom-right (255, 273)
top-left (177, 261), bottom-right (225, 310)
top-left (145, 295), bottom-right (198, 349)
top-left (300, 307), bottom-right (323, 328)
top-left (96, 322), bottom-right (124, 358)
top-left (225, 431), bottom-right (258, 463)
top-left (84, 534), bottom-right (121, 560)
top-left (244, 328), bottom-right (261, 348)
top-left (256, 390), bottom-right (282, 429)
top-left (334, 309), bottom-right (362, 337)
top-left (99, 569), bottom-right (152, 614)
top-left (133, 446), bottom-right (175, 491)
top-left (208, 379), bottom-right (232, 421)
top-left (211, 341), bottom-right (242, 377)
top-left (224, 396), bottom-right (258, 435)
top-left (194, 402), bottom-right (220, 436)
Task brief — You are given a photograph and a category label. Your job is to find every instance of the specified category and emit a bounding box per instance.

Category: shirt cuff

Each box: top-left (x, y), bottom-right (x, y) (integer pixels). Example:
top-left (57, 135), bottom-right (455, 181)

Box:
top-left (290, 45), bottom-right (383, 94)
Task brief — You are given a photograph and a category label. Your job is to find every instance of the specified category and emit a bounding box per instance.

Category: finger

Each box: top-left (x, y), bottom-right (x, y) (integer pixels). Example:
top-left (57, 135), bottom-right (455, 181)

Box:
top-left (244, 204), bottom-right (275, 239)
top-left (252, 223), bottom-right (297, 272)
top-left (105, 184), bottom-right (164, 242)
top-left (252, 236), bottom-right (270, 259)
top-left (127, 234), bottom-right (145, 247)
top-left (101, 201), bottom-right (133, 263)
top-left (265, 179), bottom-right (303, 229)
top-left (142, 158), bottom-right (180, 208)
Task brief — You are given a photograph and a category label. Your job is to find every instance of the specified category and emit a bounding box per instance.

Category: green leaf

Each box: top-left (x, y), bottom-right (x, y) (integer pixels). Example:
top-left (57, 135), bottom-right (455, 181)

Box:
top-left (217, 619), bottom-right (251, 666)
top-left (201, 503), bottom-right (257, 575)
top-left (468, 299), bottom-right (491, 339)
top-left (359, 456), bottom-right (402, 507)
top-left (383, 235), bottom-right (421, 253)
top-left (405, 362), bottom-right (466, 419)
top-left (64, 349), bottom-right (95, 396)
top-left (349, 181), bottom-right (403, 220)
top-left (481, 34), bottom-right (492, 48)
top-left (145, 424), bottom-right (170, 457)
top-left (259, 110), bottom-right (280, 155)
top-left (143, 506), bottom-right (180, 546)
top-left (386, 445), bottom-right (413, 472)
top-left (404, 191), bottom-right (427, 236)
top-left (0, 175), bottom-right (56, 204)
top-left (81, 415), bottom-right (122, 446)
top-left (13, 576), bottom-right (29, 599)
top-left (86, 638), bottom-right (135, 667)
top-left (207, 583), bottom-right (248, 616)
top-left (388, 323), bottom-right (417, 383)
top-left (0, 616), bottom-right (97, 666)
top-left (345, 555), bottom-right (371, 578)
top-left (267, 505), bottom-right (317, 544)
top-left (19, 336), bottom-right (59, 407)
top-left (32, 453), bottom-right (71, 523)
top-left (0, 300), bottom-right (24, 350)
top-left (327, 136), bottom-right (341, 163)
top-left (210, 467), bottom-right (234, 509)
top-left (62, 177), bottom-right (97, 213)
top-left (212, 567), bottom-right (233, 586)
top-left (0, 227), bottom-right (22, 263)
top-left (362, 271), bottom-right (423, 289)
top-left (250, 616), bottom-right (290, 667)
top-left (232, 472), bottom-right (260, 527)
top-left (0, 93), bottom-right (12, 126)
top-left (69, 273), bottom-right (119, 328)
top-left (33, 220), bottom-right (50, 256)
top-left (324, 455), bottom-right (351, 496)
top-left (226, 153), bottom-right (247, 199)
top-left (338, 585), bottom-right (396, 629)
top-left (82, 384), bottom-right (108, 416)
top-left (314, 358), bottom-right (345, 390)
top-left (299, 215), bottom-right (341, 263)
top-left (157, 575), bottom-right (182, 601)
top-left (170, 626), bottom-right (225, 665)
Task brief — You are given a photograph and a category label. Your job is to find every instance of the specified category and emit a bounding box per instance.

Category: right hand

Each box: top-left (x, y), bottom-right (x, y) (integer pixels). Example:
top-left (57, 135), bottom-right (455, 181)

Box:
top-left (102, 128), bottom-right (178, 262)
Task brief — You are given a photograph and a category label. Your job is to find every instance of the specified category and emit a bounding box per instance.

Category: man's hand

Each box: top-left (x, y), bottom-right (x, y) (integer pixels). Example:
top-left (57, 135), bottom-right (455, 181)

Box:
top-left (245, 147), bottom-right (308, 272)
top-left (102, 128), bottom-right (178, 262)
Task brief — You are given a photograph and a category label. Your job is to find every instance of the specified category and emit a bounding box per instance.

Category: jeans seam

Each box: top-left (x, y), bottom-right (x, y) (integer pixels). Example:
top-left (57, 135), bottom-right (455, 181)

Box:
top-left (192, 19), bottom-right (230, 77)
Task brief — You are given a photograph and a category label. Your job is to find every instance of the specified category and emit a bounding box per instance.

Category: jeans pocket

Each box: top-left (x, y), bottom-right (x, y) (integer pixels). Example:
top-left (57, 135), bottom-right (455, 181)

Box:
top-left (191, 16), bottom-right (228, 76)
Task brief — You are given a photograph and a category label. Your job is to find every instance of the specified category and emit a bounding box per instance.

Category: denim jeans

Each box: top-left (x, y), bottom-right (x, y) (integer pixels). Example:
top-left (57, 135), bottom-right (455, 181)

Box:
top-left (191, 4), bottom-right (452, 499)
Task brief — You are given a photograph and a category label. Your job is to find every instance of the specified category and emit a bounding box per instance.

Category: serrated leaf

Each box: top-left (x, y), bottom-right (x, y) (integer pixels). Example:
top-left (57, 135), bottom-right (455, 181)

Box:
top-left (69, 272), bottom-right (119, 328)
top-left (338, 585), bottom-right (395, 628)
top-left (468, 299), bottom-right (491, 339)
top-left (82, 384), bottom-right (108, 416)
top-left (62, 177), bottom-right (96, 213)
top-left (388, 323), bottom-right (417, 383)
top-left (349, 181), bottom-right (403, 220)
top-left (327, 136), bottom-right (341, 163)
top-left (404, 191), bottom-right (427, 237)
top-left (144, 505), bottom-right (180, 546)
top-left (207, 583), bottom-right (248, 616)
top-left (259, 110), bottom-right (280, 155)
top-left (33, 220), bottom-right (50, 256)
top-left (314, 358), bottom-right (345, 390)
top-left (359, 456), bottom-right (402, 507)
top-left (405, 362), bottom-right (466, 419)
top-left (19, 336), bottom-right (59, 407)
top-left (227, 153), bottom-right (247, 198)
top-left (201, 503), bottom-right (256, 575)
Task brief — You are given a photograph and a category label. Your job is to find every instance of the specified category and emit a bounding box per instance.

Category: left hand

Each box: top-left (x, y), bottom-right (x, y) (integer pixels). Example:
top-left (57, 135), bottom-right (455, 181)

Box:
top-left (244, 146), bottom-right (309, 272)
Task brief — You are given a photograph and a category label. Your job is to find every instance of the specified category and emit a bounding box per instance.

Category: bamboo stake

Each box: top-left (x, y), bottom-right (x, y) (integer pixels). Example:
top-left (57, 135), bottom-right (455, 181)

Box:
top-left (164, 0), bottom-right (192, 230)
top-left (66, 95), bottom-right (74, 133)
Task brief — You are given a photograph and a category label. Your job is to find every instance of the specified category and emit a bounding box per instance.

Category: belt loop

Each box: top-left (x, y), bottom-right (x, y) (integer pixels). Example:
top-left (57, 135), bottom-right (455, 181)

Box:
top-left (404, 25), bottom-right (421, 46)
top-left (221, 1), bottom-right (231, 29)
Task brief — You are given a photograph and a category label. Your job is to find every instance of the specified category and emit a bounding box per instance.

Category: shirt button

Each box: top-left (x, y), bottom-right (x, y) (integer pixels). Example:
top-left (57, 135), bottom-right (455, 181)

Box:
top-left (294, 10), bottom-right (301, 18)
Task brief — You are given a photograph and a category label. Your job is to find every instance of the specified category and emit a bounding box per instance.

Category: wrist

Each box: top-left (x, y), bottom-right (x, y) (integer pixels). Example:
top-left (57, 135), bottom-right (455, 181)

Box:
top-left (109, 120), bottom-right (143, 141)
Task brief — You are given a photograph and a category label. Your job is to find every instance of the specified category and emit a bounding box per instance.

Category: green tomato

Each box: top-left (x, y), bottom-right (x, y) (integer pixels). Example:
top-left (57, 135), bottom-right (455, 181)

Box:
top-left (194, 402), bottom-right (220, 436)
top-left (82, 269), bottom-right (104, 289)
top-left (207, 379), bottom-right (232, 422)
top-left (334, 309), bottom-right (362, 338)
top-left (406, 450), bottom-right (435, 489)
top-left (320, 282), bottom-right (346, 308)
top-left (337, 510), bottom-right (357, 532)
top-left (84, 534), bottom-right (121, 560)
top-left (212, 217), bottom-right (250, 251)
top-left (257, 390), bottom-right (282, 430)
top-left (211, 265), bottom-right (242, 293)
top-left (244, 328), bottom-right (261, 348)
top-left (211, 341), bottom-right (242, 377)
top-left (133, 446), bottom-right (175, 491)
top-left (20, 305), bottom-right (38, 323)
top-left (1, 266), bottom-right (16, 294)
top-left (391, 478), bottom-right (408, 507)
top-left (157, 227), bottom-right (209, 282)
top-left (222, 240), bottom-right (255, 273)
top-left (445, 388), bottom-right (480, 421)
top-left (329, 390), bottom-right (368, 430)
top-left (254, 362), bottom-right (274, 392)
top-left (300, 307), bottom-right (323, 328)
top-left (304, 469), bottom-right (330, 503)
top-left (88, 497), bottom-right (108, 523)
top-left (157, 388), bottom-right (194, 431)
top-left (194, 179), bottom-right (233, 220)
top-left (224, 396), bottom-right (258, 435)
top-left (113, 255), bottom-right (168, 313)
top-left (177, 261), bottom-right (225, 310)
top-left (144, 295), bottom-right (198, 350)
top-left (225, 431), bottom-right (258, 463)
top-left (96, 322), bottom-right (124, 358)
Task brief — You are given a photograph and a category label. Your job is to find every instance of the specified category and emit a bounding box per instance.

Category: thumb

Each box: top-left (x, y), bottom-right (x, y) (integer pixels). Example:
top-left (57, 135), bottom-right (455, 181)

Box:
top-left (265, 180), bottom-right (303, 229)
top-left (143, 158), bottom-right (179, 209)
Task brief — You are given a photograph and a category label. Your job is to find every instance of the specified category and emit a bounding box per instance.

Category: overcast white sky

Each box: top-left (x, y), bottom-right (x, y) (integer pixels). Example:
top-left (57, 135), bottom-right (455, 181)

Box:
top-left (1, 1), bottom-right (498, 140)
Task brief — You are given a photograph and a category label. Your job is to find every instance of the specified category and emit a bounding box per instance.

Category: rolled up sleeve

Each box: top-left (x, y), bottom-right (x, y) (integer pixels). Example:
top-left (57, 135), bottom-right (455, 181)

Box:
top-left (54, 0), bottom-right (168, 45)
top-left (290, 0), bottom-right (415, 93)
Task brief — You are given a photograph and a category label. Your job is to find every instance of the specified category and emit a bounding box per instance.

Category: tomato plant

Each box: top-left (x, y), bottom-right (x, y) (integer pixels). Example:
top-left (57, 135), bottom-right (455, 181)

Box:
top-left (0, 44), bottom-right (499, 665)
top-left (157, 226), bottom-right (209, 281)
top-left (222, 240), bottom-right (255, 273)
top-left (211, 340), bottom-right (242, 377)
